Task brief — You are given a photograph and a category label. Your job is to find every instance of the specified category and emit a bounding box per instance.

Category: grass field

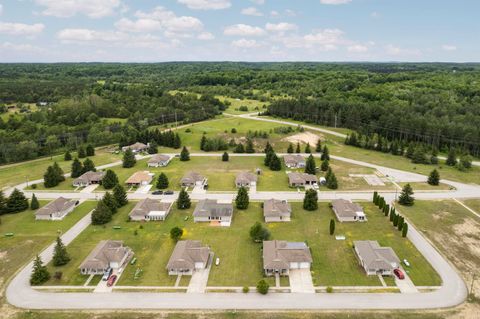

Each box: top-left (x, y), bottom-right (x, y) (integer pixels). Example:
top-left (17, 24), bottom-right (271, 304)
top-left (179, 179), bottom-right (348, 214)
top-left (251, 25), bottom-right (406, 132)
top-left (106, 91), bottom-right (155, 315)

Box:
top-left (397, 182), bottom-right (454, 191)
top-left (219, 95), bottom-right (268, 115)
top-left (0, 201), bottom-right (96, 289)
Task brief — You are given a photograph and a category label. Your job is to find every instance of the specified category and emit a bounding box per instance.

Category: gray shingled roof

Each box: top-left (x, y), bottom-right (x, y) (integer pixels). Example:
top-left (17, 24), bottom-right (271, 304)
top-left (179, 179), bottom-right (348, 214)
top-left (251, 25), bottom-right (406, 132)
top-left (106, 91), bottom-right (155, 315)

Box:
top-left (166, 240), bottom-right (210, 270)
top-left (263, 240), bottom-right (312, 270)
top-left (354, 240), bottom-right (400, 270)
top-left (263, 199), bottom-right (291, 218)
top-left (129, 198), bottom-right (172, 218)
top-left (288, 172), bottom-right (317, 184)
top-left (73, 171), bottom-right (105, 184)
top-left (181, 171), bottom-right (205, 185)
top-left (235, 171), bottom-right (258, 184)
top-left (148, 154), bottom-right (170, 164)
top-left (283, 154), bottom-right (305, 166)
top-left (79, 240), bottom-right (130, 270)
top-left (35, 197), bottom-right (75, 216)
top-left (331, 199), bottom-right (364, 218)
top-left (193, 199), bottom-right (233, 218)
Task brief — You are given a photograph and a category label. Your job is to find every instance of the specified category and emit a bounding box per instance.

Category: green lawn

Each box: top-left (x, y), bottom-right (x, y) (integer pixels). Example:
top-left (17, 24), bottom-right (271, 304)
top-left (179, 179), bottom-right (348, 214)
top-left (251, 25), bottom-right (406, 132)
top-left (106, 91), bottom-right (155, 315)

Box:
top-left (219, 95), bottom-right (268, 115)
top-left (397, 182), bottom-right (454, 191)
top-left (0, 201), bottom-right (96, 288)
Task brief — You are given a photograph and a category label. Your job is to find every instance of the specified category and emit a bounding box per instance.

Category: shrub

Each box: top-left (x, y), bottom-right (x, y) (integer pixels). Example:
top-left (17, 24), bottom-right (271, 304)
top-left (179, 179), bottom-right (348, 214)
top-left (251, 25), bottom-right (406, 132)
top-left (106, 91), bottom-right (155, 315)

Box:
top-left (256, 279), bottom-right (269, 295)
top-left (326, 286), bottom-right (333, 293)
top-left (242, 286), bottom-right (250, 293)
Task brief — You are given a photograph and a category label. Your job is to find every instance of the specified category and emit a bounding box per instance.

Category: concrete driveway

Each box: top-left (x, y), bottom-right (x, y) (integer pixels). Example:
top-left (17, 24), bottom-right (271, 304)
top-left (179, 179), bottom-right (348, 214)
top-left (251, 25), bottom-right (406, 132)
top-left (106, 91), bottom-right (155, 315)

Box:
top-left (80, 184), bottom-right (98, 193)
top-left (395, 269), bottom-right (418, 294)
top-left (186, 253), bottom-right (213, 293)
top-left (289, 269), bottom-right (315, 293)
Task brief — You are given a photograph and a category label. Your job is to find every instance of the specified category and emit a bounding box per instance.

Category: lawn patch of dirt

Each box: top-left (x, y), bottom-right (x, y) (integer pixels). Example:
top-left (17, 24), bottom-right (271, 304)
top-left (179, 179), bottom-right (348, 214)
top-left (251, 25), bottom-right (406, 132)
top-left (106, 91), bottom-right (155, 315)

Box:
top-left (282, 132), bottom-right (321, 145)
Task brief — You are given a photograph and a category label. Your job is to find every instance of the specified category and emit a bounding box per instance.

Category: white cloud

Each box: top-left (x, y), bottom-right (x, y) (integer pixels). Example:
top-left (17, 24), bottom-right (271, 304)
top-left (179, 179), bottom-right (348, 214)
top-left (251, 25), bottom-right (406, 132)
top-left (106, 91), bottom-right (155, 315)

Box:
top-left (34, 0), bottom-right (122, 18)
top-left (385, 44), bottom-right (421, 56)
top-left (442, 44), bottom-right (457, 51)
top-left (0, 42), bottom-right (45, 53)
top-left (224, 24), bottom-right (265, 37)
top-left (198, 32), bottom-right (214, 40)
top-left (270, 10), bottom-right (279, 17)
top-left (250, 0), bottom-right (265, 4)
top-left (265, 22), bottom-right (298, 32)
top-left (303, 29), bottom-right (346, 48)
top-left (0, 4), bottom-right (3, 16)
top-left (115, 18), bottom-right (162, 33)
top-left (177, 0), bottom-right (231, 10)
top-left (231, 38), bottom-right (259, 48)
top-left (320, 0), bottom-right (352, 4)
top-left (241, 7), bottom-right (263, 16)
top-left (285, 9), bottom-right (297, 17)
top-left (0, 22), bottom-right (45, 36)
top-left (348, 44), bottom-right (368, 53)
top-left (57, 29), bottom-right (126, 42)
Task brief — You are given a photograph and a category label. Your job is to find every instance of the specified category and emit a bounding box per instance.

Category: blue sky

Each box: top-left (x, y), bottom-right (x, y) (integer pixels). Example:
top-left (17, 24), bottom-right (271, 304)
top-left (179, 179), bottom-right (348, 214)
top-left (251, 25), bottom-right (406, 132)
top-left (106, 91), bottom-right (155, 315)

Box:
top-left (0, 0), bottom-right (478, 62)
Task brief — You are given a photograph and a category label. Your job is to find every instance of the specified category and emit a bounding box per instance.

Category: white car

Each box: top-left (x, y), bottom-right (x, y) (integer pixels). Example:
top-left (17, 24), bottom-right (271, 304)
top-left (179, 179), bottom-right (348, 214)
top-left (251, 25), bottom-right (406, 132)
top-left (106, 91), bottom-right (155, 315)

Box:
top-left (215, 257), bottom-right (220, 266)
top-left (403, 259), bottom-right (410, 267)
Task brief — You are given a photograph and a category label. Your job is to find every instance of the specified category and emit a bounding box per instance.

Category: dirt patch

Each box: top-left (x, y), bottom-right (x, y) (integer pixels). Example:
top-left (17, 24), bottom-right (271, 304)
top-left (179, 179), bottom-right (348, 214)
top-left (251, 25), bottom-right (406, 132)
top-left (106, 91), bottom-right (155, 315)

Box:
top-left (282, 132), bottom-right (321, 145)
top-left (452, 218), bottom-right (480, 257)
top-left (432, 211), bottom-right (451, 221)
top-left (0, 251), bottom-right (7, 260)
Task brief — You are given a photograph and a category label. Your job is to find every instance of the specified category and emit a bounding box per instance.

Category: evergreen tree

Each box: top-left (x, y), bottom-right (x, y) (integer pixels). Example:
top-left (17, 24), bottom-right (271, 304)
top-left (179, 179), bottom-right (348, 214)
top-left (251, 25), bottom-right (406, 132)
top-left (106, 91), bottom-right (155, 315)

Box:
top-left (0, 191), bottom-right (6, 215)
top-left (102, 170), bottom-right (119, 189)
top-left (30, 193), bottom-right (39, 210)
top-left (325, 168), bottom-right (338, 189)
top-left (393, 213), bottom-right (399, 227)
top-left (305, 154), bottom-right (316, 175)
top-left (64, 151), bottom-right (72, 161)
top-left (303, 189), bottom-right (318, 211)
top-left (320, 145), bottom-right (330, 161)
top-left (170, 227), bottom-right (183, 242)
top-left (329, 219), bottom-right (335, 235)
top-left (6, 188), bottom-right (29, 213)
top-left (398, 183), bottom-right (415, 206)
top-left (200, 134), bottom-right (207, 151)
top-left (264, 142), bottom-right (273, 154)
top-left (373, 191), bottom-right (378, 204)
top-left (52, 237), bottom-right (70, 267)
top-left (315, 139), bottom-right (322, 152)
top-left (52, 162), bottom-right (65, 182)
top-left (459, 154), bottom-right (472, 170)
top-left (102, 192), bottom-right (118, 214)
top-left (82, 158), bottom-right (95, 173)
top-left (156, 173), bottom-right (169, 189)
top-left (91, 201), bottom-right (112, 225)
top-left (411, 147), bottom-right (427, 164)
top-left (177, 188), bottom-right (191, 209)
top-left (264, 149), bottom-right (274, 167)
top-left (405, 143), bottom-right (415, 159)
top-left (235, 186), bottom-right (249, 209)
top-left (397, 216), bottom-right (404, 231)
top-left (446, 148), bottom-right (457, 166)
top-left (43, 166), bottom-right (59, 188)
top-left (113, 184), bottom-right (128, 207)
top-left (147, 141), bottom-right (158, 154)
top-left (245, 138), bottom-right (255, 153)
top-left (222, 152), bottom-right (229, 162)
top-left (305, 143), bottom-right (311, 153)
top-left (78, 146), bottom-right (86, 158)
top-left (86, 144), bottom-right (95, 156)
top-left (427, 169), bottom-right (440, 186)
top-left (122, 149), bottom-right (136, 168)
top-left (71, 158), bottom-right (83, 178)
top-left (390, 211), bottom-right (395, 222)
top-left (234, 143), bottom-right (245, 153)
top-left (173, 133), bottom-right (181, 149)
top-left (402, 223), bottom-right (408, 237)
top-left (30, 255), bottom-right (50, 285)
top-left (295, 142), bottom-right (301, 153)
top-left (320, 159), bottom-right (329, 172)
top-left (249, 222), bottom-right (270, 242)
top-left (287, 143), bottom-right (294, 153)
top-left (180, 146), bottom-right (190, 161)
top-left (268, 153), bottom-right (282, 171)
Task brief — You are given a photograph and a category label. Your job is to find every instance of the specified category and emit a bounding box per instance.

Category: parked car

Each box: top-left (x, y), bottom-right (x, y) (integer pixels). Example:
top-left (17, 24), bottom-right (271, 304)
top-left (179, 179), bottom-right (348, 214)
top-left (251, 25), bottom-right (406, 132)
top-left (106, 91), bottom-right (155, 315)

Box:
top-left (152, 190), bottom-right (163, 195)
top-left (394, 268), bottom-right (405, 280)
top-left (102, 268), bottom-right (113, 281)
top-left (215, 257), bottom-right (220, 266)
top-left (164, 190), bottom-right (174, 195)
top-left (107, 274), bottom-right (117, 287)
top-left (403, 259), bottom-right (410, 267)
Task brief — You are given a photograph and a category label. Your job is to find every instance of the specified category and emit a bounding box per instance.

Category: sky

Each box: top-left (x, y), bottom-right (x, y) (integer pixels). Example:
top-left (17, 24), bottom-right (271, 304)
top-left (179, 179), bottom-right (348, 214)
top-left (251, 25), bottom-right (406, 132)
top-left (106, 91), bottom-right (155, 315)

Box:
top-left (0, 0), bottom-right (478, 62)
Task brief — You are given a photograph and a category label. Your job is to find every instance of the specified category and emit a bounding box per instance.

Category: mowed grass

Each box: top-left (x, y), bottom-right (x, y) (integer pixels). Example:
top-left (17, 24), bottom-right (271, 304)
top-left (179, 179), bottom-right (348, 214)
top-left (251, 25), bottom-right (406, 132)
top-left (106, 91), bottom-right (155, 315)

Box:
top-left (397, 182), bottom-right (454, 191)
top-left (0, 147), bottom-right (121, 189)
top-left (0, 201), bottom-right (96, 287)
top-left (219, 95), bottom-right (268, 115)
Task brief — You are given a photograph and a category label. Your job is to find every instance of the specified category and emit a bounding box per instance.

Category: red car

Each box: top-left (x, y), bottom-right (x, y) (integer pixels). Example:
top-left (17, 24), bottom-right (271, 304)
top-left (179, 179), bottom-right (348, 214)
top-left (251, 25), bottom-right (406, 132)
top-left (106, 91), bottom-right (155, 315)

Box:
top-left (106, 274), bottom-right (117, 287)
top-left (394, 268), bottom-right (405, 280)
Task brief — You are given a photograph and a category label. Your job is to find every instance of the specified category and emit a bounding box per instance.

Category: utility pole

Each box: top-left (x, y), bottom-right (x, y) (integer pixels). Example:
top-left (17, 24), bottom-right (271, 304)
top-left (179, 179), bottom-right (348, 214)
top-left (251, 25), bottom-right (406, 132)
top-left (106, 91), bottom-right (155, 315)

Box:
top-left (174, 110), bottom-right (178, 129)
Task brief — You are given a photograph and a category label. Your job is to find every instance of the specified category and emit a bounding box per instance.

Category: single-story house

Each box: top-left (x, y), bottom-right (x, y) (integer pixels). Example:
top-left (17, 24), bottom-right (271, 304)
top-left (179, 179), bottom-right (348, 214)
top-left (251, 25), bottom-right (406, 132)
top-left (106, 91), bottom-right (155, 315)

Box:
top-left (263, 198), bottom-right (291, 223)
top-left (147, 154), bottom-right (171, 167)
top-left (122, 142), bottom-right (149, 153)
top-left (288, 172), bottom-right (318, 187)
top-left (35, 197), bottom-right (77, 221)
top-left (331, 199), bottom-right (367, 222)
top-left (79, 240), bottom-right (133, 275)
top-left (193, 199), bottom-right (233, 226)
top-left (129, 198), bottom-right (173, 221)
top-left (72, 171), bottom-right (105, 187)
top-left (353, 240), bottom-right (400, 276)
top-left (180, 172), bottom-right (207, 188)
top-left (283, 154), bottom-right (306, 169)
top-left (166, 240), bottom-right (211, 275)
top-left (125, 171), bottom-right (154, 187)
top-left (263, 240), bottom-right (313, 276)
top-left (235, 171), bottom-right (258, 188)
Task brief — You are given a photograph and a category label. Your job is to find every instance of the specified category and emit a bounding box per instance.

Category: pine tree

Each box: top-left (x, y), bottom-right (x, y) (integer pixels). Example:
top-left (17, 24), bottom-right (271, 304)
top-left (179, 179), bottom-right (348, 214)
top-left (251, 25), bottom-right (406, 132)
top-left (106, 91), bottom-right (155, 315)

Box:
top-left (427, 169), bottom-right (440, 186)
top-left (234, 143), bottom-right (245, 153)
top-left (320, 145), bottom-right (330, 161)
top-left (245, 138), bottom-right (255, 153)
top-left (170, 226), bottom-right (183, 242)
top-left (180, 146), bottom-right (190, 161)
top-left (393, 213), bottom-right (399, 227)
top-left (325, 168), bottom-right (338, 189)
top-left (102, 170), bottom-right (119, 189)
top-left (402, 223), bottom-right (408, 237)
top-left (411, 147), bottom-right (427, 164)
top-left (268, 153), bottom-right (282, 171)
top-left (122, 149), bottom-right (136, 168)
top-left (82, 158), bottom-right (95, 173)
top-left (315, 139), bottom-right (322, 152)
top-left (78, 146), bottom-right (86, 158)
top-left (86, 144), bottom-right (95, 156)
top-left (52, 237), bottom-right (70, 266)
top-left (305, 143), bottom-right (311, 153)
top-left (173, 133), bottom-right (181, 149)
top-left (390, 211), bottom-right (395, 222)
top-left (30, 255), bottom-right (50, 285)
top-left (157, 173), bottom-right (169, 189)
top-left (321, 159), bottom-right (329, 172)
top-left (177, 188), bottom-right (191, 209)
top-left (305, 154), bottom-right (316, 175)
top-left (373, 191), bottom-right (378, 204)
top-left (113, 184), bottom-right (128, 207)
top-left (446, 148), bottom-right (457, 166)
top-left (30, 193), bottom-right (39, 210)
top-left (52, 162), bottom-right (65, 182)
top-left (303, 189), bottom-right (318, 211)
top-left (398, 183), bottom-right (415, 206)
top-left (71, 158), bottom-right (83, 178)
top-left (91, 201), bottom-right (112, 225)
top-left (0, 191), bottom-right (6, 215)
top-left (148, 141), bottom-right (158, 154)
top-left (64, 151), bottom-right (72, 161)
top-left (264, 142), bottom-right (273, 154)
top-left (397, 216), bottom-right (404, 231)
top-left (264, 149), bottom-right (273, 167)
top-left (6, 188), bottom-right (29, 213)
top-left (235, 186), bottom-right (249, 210)
top-left (405, 143), bottom-right (415, 159)
top-left (102, 192), bottom-right (118, 214)
top-left (295, 142), bottom-right (301, 153)
top-left (200, 134), bottom-right (207, 151)
top-left (222, 152), bottom-right (229, 162)
top-left (43, 166), bottom-right (59, 188)
top-left (287, 143), bottom-right (294, 153)
top-left (329, 219), bottom-right (335, 235)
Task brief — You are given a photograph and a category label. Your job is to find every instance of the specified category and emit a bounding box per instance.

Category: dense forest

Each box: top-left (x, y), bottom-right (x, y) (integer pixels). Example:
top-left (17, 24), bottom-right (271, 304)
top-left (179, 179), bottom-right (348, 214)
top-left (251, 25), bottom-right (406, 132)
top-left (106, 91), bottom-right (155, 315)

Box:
top-left (1, 62), bottom-right (479, 163)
